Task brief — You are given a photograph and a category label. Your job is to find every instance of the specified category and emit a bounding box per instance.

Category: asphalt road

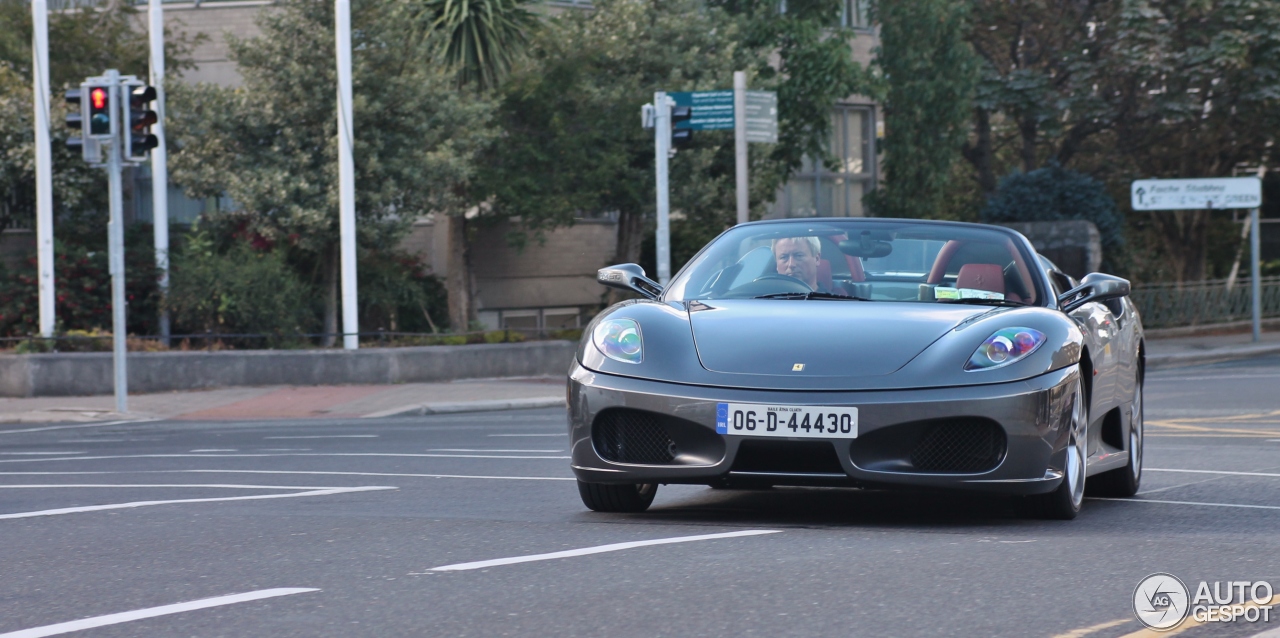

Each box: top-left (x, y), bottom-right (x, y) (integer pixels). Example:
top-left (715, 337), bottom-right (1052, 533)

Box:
top-left (1, 357), bottom-right (1278, 638)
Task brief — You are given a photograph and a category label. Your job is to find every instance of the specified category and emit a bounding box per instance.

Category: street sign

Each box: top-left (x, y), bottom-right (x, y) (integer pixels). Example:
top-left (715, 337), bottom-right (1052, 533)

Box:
top-left (668, 90), bottom-right (777, 141)
top-left (669, 91), bottom-right (734, 130)
top-left (743, 90), bottom-right (777, 144)
top-left (1130, 177), bottom-right (1262, 211)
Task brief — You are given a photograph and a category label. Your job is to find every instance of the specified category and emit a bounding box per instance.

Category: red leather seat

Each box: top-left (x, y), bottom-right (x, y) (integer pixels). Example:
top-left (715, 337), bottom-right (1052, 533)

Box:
top-left (957, 264), bottom-right (1005, 295)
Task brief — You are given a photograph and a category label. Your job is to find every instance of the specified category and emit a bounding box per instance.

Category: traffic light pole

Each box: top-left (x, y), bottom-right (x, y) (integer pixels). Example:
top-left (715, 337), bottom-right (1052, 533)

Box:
top-left (734, 71), bottom-right (748, 226)
top-left (149, 0), bottom-right (171, 347)
top-left (336, 0), bottom-right (358, 350)
top-left (105, 70), bottom-right (129, 414)
top-left (654, 92), bottom-right (672, 285)
top-left (32, 0), bottom-right (55, 338)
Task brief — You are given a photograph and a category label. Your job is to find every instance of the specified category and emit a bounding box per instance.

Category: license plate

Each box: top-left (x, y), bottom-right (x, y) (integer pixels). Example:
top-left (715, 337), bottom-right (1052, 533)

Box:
top-left (715, 403), bottom-right (858, 438)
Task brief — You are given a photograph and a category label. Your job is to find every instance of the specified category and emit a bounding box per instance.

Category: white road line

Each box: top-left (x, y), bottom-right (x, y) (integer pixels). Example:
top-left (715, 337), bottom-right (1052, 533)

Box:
top-left (1153, 373), bottom-right (1280, 382)
top-left (487, 434), bottom-right (565, 437)
top-left (429, 530), bottom-right (783, 572)
top-left (190, 449), bottom-right (237, 453)
top-left (0, 452), bottom-right (84, 455)
top-left (264, 435), bottom-right (378, 439)
top-left (1148, 468), bottom-right (1280, 478)
top-left (0, 452), bottom-right (569, 464)
top-left (0, 486), bottom-right (395, 520)
top-left (0, 588), bottom-right (319, 638)
top-left (0, 484), bottom-right (359, 490)
top-left (1090, 497), bottom-right (1280, 511)
top-left (427, 449), bottom-right (563, 453)
top-left (0, 418), bottom-right (159, 435)
top-left (0, 470), bottom-right (575, 481)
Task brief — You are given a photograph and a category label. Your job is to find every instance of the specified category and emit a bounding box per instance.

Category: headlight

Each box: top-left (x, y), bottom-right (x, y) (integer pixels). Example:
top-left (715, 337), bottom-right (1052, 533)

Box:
top-left (593, 318), bottom-right (643, 364)
top-left (965, 327), bottom-right (1045, 371)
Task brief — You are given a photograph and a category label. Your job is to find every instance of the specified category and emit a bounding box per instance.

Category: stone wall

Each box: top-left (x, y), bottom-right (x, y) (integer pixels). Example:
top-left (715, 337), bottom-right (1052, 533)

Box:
top-left (998, 220), bottom-right (1103, 278)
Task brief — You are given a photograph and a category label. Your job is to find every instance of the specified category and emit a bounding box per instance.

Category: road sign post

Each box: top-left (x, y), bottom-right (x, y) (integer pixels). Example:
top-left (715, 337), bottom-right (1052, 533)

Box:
top-left (1131, 177), bottom-right (1265, 342)
top-left (654, 92), bottom-right (672, 285)
top-left (734, 72), bottom-right (748, 226)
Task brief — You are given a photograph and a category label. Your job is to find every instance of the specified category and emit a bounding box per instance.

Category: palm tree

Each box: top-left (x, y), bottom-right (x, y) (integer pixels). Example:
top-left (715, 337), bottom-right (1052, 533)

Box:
top-left (403, 0), bottom-right (540, 91)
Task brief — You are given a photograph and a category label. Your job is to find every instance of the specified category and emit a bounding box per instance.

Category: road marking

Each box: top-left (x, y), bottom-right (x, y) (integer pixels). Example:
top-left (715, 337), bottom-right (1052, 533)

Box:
top-left (0, 452), bottom-right (84, 455)
top-left (1090, 497), bottom-right (1280, 511)
top-left (0, 485), bottom-right (395, 520)
top-left (0, 470), bottom-right (576, 481)
top-left (0, 588), bottom-right (319, 638)
top-left (190, 449), bottom-right (237, 452)
top-left (0, 483), bottom-right (367, 490)
top-left (0, 452), bottom-right (569, 464)
top-left (1048, 617), bottom-right (1132, 638)
top-left (1148, 468), bottom-right (1280, 478)
top-left (428, 530), bottom-right (783, 572)
top-left (264, 435), bottom-right (378, 439)
top-left (0, 418), bottom-right (159, 435)
top-left (427, 449), bottom-right (563, 453)
top-left (487, 434), bottom-right (564, 437)
top-left (1153, 373), bottom-right (1280, 382)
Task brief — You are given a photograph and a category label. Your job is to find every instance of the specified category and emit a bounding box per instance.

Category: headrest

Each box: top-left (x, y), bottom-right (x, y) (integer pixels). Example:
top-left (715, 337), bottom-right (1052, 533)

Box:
top-left (957, 264), bottom-right (1005, 295)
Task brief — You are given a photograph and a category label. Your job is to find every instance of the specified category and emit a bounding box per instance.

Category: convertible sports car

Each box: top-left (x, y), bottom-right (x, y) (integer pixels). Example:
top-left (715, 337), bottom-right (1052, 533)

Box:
top-left (569, 218), bottom-right (1144, 519)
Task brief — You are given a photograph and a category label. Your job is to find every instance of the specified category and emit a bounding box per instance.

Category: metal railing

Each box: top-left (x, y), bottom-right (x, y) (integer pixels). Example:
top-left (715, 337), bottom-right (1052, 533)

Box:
top-left (1130, 276), bottom-right (1280, 329)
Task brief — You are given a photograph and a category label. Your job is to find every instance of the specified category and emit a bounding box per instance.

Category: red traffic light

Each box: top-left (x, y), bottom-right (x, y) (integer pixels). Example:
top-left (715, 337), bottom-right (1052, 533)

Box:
top-left (90, 87), bottom-right (108, 110)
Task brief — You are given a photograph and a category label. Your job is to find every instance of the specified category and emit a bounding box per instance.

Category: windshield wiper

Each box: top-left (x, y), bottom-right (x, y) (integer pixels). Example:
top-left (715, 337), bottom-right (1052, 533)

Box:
top-left (754, 292), bottom-right (871, 301)
top-left (935, 297), bottom-right (1028, 307)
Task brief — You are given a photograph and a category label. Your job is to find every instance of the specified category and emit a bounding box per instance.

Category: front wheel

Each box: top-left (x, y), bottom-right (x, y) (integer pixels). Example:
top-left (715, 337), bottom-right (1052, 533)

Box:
top-left (577, 480), bottom-right (657, 513)
top-left (1021, 376), bottom-right (1087, 520)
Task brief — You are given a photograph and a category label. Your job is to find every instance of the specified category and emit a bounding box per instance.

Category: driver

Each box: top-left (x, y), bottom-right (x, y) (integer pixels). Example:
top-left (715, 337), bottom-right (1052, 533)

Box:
top-left (771, 236), bottom-right (823, 290)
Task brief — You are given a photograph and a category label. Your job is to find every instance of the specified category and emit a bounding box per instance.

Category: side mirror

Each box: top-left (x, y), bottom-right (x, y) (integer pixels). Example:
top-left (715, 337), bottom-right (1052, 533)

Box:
top-left (597, 263), bottom-right (663, 300)
top-left (1058, 272), bottom-right (1130, 314)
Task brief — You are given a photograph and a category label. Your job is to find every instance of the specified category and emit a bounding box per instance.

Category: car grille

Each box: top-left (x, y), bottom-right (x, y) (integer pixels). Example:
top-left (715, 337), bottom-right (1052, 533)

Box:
top-left (593, 410), bottom-right (677, 464)
top-left (909, 419), bottom-right (1006, 473)
top-left (730, 440), bottom-right (845, 474)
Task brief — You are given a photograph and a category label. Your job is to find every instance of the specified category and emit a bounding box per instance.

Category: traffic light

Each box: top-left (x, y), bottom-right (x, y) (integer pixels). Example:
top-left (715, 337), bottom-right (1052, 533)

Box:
top-left (671, 105), bottom-right (693, 145)
top-left (86, 85), bottom-right (112, 136)
top-left (124, 83), bottom-right (158, 161)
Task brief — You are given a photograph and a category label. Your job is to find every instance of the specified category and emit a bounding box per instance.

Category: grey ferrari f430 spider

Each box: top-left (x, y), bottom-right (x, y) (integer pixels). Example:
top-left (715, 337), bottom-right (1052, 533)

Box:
top-left (569, 218), bottom-right (1144, 520)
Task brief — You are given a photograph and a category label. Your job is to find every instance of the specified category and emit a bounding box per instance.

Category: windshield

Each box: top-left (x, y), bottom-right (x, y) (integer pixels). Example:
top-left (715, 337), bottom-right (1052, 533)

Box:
top-left (663, 219), bottom-right (1044, 306)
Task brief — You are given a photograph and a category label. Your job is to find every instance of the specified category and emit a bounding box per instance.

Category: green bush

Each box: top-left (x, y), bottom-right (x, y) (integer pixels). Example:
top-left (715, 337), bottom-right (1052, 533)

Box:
top-left (357, 250), bottom-right (449, 333)
top-left (981, 164), bottom-right (1125, 271)
top-left (164, 227), bottom-right (316, 346)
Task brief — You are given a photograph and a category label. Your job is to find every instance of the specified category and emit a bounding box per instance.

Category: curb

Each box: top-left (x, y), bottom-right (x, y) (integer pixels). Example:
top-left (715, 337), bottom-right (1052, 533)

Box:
top-left (362, 396), bottom-right (566, 418)
top-left (1148, 343), bottom-right (1280, 370)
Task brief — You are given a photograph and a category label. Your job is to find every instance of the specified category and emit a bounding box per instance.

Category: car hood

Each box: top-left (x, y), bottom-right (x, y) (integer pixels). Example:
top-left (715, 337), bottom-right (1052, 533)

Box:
top-left (688, 300), bottom-right (990, 379)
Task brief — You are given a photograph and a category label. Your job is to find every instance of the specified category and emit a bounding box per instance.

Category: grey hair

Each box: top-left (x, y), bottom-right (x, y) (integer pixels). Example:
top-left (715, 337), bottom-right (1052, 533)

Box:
top-left (771, 236), bottom-right (821, 258)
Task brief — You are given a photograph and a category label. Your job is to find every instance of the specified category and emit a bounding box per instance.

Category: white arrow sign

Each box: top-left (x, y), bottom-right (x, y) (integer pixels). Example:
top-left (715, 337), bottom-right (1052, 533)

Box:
top-left (1131, 177), bottom-right (1261, 211)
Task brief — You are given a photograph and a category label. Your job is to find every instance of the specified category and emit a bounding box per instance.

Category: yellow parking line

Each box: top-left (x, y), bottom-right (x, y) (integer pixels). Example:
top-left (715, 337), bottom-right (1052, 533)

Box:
top-left (1158, 410), bottom-right (1280, 424)
top-left (1146, 421), bottom-right (1280, 436)
top-left (1048, 617), bottom-right (1132, 638)
top-left (1116, 593), bottom-right (1279, 638)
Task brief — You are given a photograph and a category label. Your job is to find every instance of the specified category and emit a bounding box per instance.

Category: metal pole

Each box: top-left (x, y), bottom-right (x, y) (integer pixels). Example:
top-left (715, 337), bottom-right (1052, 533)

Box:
top-left (149, 0), bottom-right (171, 347)
top-left (654, 91), bottom-right (671, 285)
top-left (336, 0), bottom-right (358, 350)
top-left (106, 70), bottom-right (128, 413)
top-left (1251, 207), bottom-right (1261, 342)
top-left (734, 71), bottom-right (748, 226)
top-left (33, 0), bottom-right (55, 338)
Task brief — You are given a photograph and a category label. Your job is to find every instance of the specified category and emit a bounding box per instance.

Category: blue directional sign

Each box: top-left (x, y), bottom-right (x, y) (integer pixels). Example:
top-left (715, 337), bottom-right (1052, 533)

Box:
top-left (669, 91), bottom-right (735, 130)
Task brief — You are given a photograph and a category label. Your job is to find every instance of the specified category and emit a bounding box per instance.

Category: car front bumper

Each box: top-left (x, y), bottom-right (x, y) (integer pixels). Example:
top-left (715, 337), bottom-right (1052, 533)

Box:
top-left (568, 362), bottom-right (1080, 495)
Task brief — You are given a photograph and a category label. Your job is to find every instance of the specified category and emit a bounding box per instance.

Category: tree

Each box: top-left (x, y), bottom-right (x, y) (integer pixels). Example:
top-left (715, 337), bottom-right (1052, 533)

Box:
top-left (481, 0), bottom-right (874, 284)
top-left (867, 0), bottom-right (979, 219)
top-left (167, 0), bottom-right (495, 334)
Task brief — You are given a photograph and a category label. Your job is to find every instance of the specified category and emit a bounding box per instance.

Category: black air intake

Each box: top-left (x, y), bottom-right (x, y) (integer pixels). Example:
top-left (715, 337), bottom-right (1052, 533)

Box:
top-left (909, 419), bottom-right (1006, 473)
top-left (593, 410), bottom-right (677, 464)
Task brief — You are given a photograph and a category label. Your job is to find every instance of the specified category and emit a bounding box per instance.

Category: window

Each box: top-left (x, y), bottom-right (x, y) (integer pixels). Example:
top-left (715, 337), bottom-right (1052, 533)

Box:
top-left (840, 0), bottom-right (871, 29)
top-left (773, 105), bottom-right (876, 218)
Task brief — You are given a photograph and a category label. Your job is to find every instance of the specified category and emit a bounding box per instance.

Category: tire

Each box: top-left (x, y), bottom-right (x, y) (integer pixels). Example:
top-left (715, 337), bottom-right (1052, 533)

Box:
top-left (1090, 366), bottom-right (1144, 497)
top-left (1021, 375), bottom-right (1087, 520)
top-left (577, 480), bottom-right (657, 513)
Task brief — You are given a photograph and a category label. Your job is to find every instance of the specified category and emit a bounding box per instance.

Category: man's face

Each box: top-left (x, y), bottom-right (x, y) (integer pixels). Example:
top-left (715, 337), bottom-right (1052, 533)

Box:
top-left (774, 238), bottom-right (819, 288)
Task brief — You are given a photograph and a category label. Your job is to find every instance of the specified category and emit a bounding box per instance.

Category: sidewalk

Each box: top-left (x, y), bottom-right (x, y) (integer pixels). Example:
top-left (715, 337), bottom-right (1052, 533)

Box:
top-left (0, 329), bottom-right (1275, 424)
top-left (0, 377), bottom-right (566, 424)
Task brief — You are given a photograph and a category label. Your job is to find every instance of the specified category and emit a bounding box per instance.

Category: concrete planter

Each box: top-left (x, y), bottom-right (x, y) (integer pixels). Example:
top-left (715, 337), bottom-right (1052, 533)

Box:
top-left (0, 340), bottom-right (578, 397)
